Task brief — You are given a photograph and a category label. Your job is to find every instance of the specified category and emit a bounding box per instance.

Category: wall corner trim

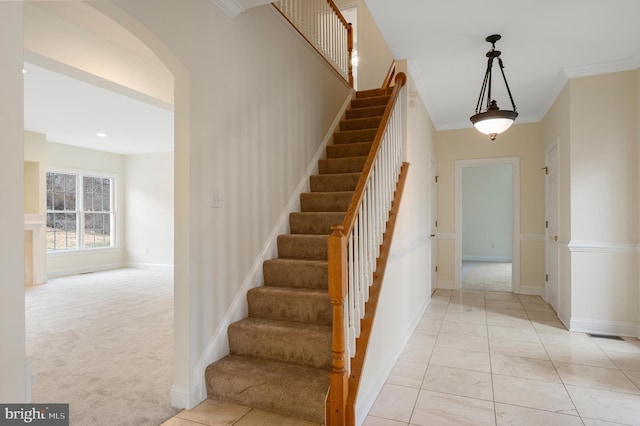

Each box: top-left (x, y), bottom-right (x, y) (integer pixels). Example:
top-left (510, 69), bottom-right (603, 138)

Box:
top-left (170, 385), bottom-right (202, 410)
top-left (209, 0), bottom-right (245, 17)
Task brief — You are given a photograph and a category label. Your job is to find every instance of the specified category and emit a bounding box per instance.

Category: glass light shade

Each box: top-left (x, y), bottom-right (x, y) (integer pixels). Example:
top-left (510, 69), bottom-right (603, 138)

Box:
top-left (470, 109), bottom-right (518, 140)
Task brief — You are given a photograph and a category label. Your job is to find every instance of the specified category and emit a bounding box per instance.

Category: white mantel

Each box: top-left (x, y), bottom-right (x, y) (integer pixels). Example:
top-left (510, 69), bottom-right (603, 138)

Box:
top-left (25, 214), bottom-right (47, 286)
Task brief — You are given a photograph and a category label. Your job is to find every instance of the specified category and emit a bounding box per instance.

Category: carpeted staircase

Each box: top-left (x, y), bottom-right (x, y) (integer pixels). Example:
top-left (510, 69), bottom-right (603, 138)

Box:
top-left (205, 87), bottom-right (392, 423)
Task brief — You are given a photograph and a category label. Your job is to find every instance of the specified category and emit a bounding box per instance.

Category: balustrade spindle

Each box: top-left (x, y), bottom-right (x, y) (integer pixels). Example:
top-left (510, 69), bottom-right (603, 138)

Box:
top-left (273, 0), bottom-right (353, 86)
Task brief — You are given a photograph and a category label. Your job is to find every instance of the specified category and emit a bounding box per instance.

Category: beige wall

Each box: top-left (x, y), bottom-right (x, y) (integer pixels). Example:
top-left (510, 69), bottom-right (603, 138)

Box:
top-left (542, 70), bottom-right (640, 335)
top-left (435, 123), bottom-right (545, 292)
top-left (565, 72), bottom-right (638, 334)
top-left (46, 142), bottom-right (126, 277)
top-left (0, 1), bottom-right (28, 402)
top-left (24, 131), bottom-right (47, 215)
top-left (124, 152), bottom-right (174, 268)
top-left (92, 0), bottom-right (353, 406)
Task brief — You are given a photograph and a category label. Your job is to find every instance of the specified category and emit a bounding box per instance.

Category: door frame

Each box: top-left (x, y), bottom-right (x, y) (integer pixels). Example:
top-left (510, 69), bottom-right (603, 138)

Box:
top-left (544, 140), bottom-right (559, 311)
top-left (454, 157), bottom-right (520, 292)
top-left (430, 153), bottom-right (438, 294)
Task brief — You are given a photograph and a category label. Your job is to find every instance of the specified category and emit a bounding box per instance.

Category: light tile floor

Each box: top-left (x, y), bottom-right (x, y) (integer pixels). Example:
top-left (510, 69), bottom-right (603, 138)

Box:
top-left (364, 289), bottom-right (640, 426)
top-left (161, 290), bottom-right (640, 426)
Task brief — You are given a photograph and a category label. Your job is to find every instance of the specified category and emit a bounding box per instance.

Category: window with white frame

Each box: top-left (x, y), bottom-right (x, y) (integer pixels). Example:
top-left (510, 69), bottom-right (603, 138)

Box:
top-left (46, 171), bottom-right (115, 252)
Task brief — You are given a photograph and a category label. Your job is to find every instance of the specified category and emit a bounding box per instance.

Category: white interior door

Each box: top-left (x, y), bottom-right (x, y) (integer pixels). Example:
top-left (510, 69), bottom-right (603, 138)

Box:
top-left (545, 143), bottom-right (559, 312)
top-left (430, 156), bottom-right (438, 294)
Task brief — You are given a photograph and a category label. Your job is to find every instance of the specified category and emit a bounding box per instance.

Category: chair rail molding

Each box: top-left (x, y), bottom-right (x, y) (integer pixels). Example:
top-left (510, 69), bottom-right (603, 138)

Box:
top-left (567, 239), bottom-right (639, 254)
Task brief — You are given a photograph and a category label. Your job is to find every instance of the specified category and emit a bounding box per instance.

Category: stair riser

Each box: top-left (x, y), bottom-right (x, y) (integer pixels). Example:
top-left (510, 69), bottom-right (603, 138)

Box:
top-left (310, 173), bottom-right (360, 192)
top-left (326, 142), bottom-right (373, 159)
top-left (228, 321), bottom-right (332, 369)
top-left (318, 157), bottom-right (366, 174)
top-left (248, 288), bottom-right (331, 326)
top-left (333, 128), bottom-right (378, 144)
top-left (346, 105), bottom-right (387, 120)
top-left (340, 116), bottom-right (382, 131)
top-left (277, 235), bottom-right (327, 260)
top-left (289, 212), bottom-right (345, 235)
top-left (356, 88), bottom-right (392, 99)
top-left (205, 356), bottom-right (328, 423)
top-left (263, 260), bottom-right (327, 289)
top-left (351, 96), bottom-right (390, 109)
top-left (300, 192), bottom-right (352, 212)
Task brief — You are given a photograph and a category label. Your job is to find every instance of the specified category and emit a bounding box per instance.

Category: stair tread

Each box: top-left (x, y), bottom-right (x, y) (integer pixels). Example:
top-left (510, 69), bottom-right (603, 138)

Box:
top-left (206, 354), bottom-right (329, 423)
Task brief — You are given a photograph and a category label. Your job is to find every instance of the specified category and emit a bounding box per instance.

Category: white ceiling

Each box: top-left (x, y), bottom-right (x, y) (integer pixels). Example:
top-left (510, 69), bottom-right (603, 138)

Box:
top-left (24, 62), bottom-right (174, 155)
top-left (364, 0), bottom-right (640, 130)
top-left (26, 0), bottom-right (640, 154)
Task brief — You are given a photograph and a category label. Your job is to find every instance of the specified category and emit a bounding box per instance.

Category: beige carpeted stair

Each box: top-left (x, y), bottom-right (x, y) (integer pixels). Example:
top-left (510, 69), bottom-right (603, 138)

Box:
top-left (205, 87), bottom-right (392, 423)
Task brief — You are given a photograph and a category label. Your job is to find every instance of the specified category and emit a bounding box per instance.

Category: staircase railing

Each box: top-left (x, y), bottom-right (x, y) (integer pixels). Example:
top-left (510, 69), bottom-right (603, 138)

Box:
top-left (272, 0), bottom-right (353, 86)
top-left (327, 71), bottom-right (408, 425)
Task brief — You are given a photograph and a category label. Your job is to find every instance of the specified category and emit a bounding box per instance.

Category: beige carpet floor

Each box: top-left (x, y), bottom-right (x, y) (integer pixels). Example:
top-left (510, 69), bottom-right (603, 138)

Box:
top-left (461, 261), bottom-right (512, 292)
top-left (25, 268), bottom-right (179, 426)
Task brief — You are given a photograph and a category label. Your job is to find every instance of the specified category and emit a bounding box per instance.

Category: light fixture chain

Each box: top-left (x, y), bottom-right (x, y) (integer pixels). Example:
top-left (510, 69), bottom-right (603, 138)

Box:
top-left (497, 57), bottom-right (517, 111)
top-left (475, 60), bottom-right (491, 115)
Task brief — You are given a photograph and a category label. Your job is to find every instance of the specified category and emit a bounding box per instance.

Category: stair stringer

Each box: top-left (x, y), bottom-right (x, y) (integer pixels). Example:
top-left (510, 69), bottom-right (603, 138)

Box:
top-left (190, 91), bottom-right (354, 404)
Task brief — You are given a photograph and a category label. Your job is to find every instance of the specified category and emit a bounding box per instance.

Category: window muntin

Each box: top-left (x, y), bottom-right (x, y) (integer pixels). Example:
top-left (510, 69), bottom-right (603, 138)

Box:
top-left (46, 172), bottom-right (78, 251)
top-left (46, 171), bottom-right (115, 252)
top-left (83, 176), bottom-right (112, 248)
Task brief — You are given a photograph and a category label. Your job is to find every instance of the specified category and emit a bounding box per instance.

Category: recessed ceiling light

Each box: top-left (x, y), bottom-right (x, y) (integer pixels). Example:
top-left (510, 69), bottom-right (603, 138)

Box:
top-left (96, 132), bottom-right (108, 138)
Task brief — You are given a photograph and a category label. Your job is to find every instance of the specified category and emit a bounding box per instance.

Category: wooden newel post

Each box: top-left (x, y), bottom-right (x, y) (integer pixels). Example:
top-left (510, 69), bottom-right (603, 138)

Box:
top-left (347, 23), bottom-right (354, 88)
top-left (327, 225), bottom-right (348, 425)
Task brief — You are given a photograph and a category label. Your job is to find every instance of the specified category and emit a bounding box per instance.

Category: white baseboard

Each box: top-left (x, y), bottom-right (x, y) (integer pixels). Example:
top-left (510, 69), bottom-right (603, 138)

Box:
top-left (437, 280), bottom-right (457, 289)
top-left (170, 385), bottom-right (202, 410)
top-left (516, 285), bottom-right (543, 296)
top-left (126, 262), bottom-right (174, 271)
top-left (46, 262), bottom-right (124, 279)
top-left (570, 317), bottom-right (639, 338)
top-left (192, 93), bottom-right (355, 403)
top-left (355, 297), bottom-right (431, 426)
top-left (462, 256), bottom-right (512, 262)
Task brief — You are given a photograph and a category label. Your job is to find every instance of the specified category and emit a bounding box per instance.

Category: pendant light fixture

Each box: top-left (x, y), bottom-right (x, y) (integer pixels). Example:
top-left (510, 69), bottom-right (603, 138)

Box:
top-left (470, 34), bottom-right (518, 140)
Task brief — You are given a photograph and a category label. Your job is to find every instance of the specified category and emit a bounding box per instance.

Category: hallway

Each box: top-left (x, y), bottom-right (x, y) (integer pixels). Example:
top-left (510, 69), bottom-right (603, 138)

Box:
top-left (364, 289), bottom-right (640, 425)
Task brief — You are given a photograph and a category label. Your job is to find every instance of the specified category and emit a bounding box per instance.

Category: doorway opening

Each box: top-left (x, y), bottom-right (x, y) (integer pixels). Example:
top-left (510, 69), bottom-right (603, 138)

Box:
top-left (455, 158), bottom-right (520, 292)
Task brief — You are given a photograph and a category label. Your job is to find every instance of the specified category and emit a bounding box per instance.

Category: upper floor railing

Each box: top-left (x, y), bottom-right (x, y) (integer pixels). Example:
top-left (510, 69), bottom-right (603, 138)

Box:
top-left (273, 0), bottom-right (354, 86)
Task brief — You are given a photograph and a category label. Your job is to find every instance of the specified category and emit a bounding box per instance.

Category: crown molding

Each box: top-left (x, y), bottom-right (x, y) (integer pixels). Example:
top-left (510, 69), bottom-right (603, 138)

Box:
top-left (564, 54), bottom-right (640, 79)
top-left (537, 51), bottom-right (640, 122)
top-left (210, 0), bottom-right (245, 17)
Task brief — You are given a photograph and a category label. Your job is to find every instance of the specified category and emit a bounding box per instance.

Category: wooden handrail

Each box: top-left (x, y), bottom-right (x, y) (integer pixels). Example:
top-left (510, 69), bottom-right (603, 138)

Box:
top-left (341, 72), bottom-right (407, 236)
top-left (381, 61), bottom-right (397, 90)
top-left (327, 0), bottom-right (349, 28)
top-left (326, 70), bottom-right (407, 425)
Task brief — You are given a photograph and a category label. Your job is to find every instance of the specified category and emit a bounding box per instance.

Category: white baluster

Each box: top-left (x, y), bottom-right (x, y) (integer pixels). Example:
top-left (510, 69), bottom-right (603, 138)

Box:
top-left (347, 231), bottom-right (355, 354)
